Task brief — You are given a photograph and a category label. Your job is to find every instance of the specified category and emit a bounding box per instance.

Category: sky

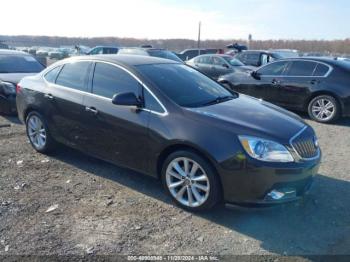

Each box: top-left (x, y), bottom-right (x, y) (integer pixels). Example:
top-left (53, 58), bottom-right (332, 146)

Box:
top-left (1, 0), bottom-right (349, 40)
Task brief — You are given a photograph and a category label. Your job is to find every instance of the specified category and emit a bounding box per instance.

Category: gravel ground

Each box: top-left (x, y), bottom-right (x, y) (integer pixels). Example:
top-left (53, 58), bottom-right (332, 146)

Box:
top-left (0, 114), bottom-right (349, 259)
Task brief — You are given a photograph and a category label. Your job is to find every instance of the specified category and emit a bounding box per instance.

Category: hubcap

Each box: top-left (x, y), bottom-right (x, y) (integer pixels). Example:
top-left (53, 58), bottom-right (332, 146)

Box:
top-left (166, 157), bottom-right (210, 208)
top-left (312, 98), bottom-right (335, 121)
top-left (27, 115), bottom-right (47, 149)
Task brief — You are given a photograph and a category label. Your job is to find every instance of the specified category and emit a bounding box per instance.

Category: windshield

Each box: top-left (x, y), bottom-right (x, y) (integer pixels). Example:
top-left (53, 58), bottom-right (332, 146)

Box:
top-left (223, 57), bottom-right (244, 66)
top-left (137, 64), bottom-right (235, 108)
top-left (0, 55), bottom-right (44, 73)
top-left (147, 50), bottom-right (183, 63)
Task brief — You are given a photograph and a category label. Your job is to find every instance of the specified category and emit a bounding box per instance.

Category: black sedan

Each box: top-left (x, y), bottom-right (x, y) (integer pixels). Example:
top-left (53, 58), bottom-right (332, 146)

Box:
top-left (16, 55), bottom-right (321, 211)
top-left (186, 54), bottom-right (256, 80)
top-left (219, 57), bottom-right (350, 123)
top-left (0, 50), bottom-right (45, 114)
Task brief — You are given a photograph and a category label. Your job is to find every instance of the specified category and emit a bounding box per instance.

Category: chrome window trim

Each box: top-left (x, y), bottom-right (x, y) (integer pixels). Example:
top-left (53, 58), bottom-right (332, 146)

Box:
top-left (257, 59), bottom-right (333, 78)
top-left (42, 59), bottom-right (168, 117)
top-left (289, 126), bottom-right (321, 161)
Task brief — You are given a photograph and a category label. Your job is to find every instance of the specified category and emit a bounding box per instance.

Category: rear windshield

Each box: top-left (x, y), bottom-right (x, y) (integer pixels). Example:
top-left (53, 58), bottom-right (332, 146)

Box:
top-left (0, 55), bottom-right (44, 73)
top-left (147, 50), bottom-right (183, 63)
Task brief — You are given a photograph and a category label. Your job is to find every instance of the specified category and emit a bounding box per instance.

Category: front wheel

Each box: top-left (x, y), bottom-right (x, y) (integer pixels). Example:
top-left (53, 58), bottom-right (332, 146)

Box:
top-left (308, 95), bottom-right (340, 123)
top-left (26, 111), bottom-right (56, 153)
top-left (161, 150), bottom-right (221, 211)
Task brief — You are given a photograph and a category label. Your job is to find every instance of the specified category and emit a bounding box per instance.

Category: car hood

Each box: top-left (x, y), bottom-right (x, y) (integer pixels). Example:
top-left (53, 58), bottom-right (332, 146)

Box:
top-left (0, 73), bottom-right (37, 84)
top-left (186, 94), bottom-right (307, 143)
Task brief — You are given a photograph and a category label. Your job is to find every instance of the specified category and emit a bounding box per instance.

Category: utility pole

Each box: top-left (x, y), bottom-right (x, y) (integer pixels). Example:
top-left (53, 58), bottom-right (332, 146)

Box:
top-left (197, 21), bottom-right (201, 55)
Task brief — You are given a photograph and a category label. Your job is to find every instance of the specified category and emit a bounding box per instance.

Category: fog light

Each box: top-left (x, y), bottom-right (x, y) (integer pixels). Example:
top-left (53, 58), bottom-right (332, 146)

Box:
top-left (267, 190), bottom-right (285, 200)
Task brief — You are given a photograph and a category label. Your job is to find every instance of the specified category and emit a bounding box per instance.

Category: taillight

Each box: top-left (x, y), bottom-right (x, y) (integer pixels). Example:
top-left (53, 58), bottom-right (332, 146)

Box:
top-left (16, 84), bottom-right (22, 94)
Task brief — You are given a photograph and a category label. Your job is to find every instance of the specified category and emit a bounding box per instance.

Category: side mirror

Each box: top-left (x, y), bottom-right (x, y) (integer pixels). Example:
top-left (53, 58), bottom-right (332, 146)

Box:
top-left (251, 71), bottom-right (261, 80)
top-left (112, 92), bottom-right (142, 107)
top-left (222, 64), bottom-right (229, 69)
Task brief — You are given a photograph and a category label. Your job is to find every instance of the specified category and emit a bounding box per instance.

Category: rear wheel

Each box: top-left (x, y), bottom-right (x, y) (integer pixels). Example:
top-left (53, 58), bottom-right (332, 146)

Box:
top-left (26, 111), bottom-right (55, 153)
top-left (161, 150), bottom-right (221, 211)
top-left (308, 95), bottom-right (339, 123)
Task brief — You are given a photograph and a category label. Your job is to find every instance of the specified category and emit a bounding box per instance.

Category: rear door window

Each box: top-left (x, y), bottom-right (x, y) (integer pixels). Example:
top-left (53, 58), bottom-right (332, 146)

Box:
top-left (56, 61), bottom-right (91, 91)
top-left (92, 62), bottom-right (141, 99)
top-left (286, 61), bottom-right (317, 76)
top-left (313, 63), bottom-right (330, 76)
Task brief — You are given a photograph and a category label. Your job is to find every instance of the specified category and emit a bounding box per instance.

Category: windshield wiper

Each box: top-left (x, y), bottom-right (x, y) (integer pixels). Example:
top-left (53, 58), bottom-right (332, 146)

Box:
top-left (201, 95), bottom-right (235, 106)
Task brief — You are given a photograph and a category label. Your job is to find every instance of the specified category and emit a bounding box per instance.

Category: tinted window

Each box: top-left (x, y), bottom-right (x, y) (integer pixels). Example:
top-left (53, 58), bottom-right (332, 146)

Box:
top-left (103, 48), bottom-right (118, 54)
top-left (143, 89), bottom-right (164, 113)
top-left (44, 65), bottom-right (62, 83)
top-left (313, 63), bottom-right (329, 76)
top-left (195, 56), bottom-right (212, 64)
top-left (246, 53), bottom-right (260, 63)
top-left (286, 61), bottom-right (317, 76)
top-left (257, 61), bottom-right (288, 76)
top-left (0, 55), bottom-right (44, 73)
top-left (212, 57), bottom-right (225, 66)
top-left (92, 63), bottom-right (140, 99)
top-left (56, 61), bottom-right (90, 91)
top-left (137, 64), bottom-right (233, 108)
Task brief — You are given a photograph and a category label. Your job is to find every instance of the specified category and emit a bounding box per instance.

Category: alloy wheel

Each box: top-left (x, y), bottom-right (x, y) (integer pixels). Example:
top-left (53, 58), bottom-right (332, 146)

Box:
top-left (165, 157), bottom-right (210, 208)
top-left (311, 98), bottom-right (335, 122)
top-left (27, 115), bottom-right (47, 150)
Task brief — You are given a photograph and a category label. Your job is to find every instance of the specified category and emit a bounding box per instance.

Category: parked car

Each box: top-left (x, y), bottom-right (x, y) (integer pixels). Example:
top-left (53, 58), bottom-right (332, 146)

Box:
top-left (235, 50), bottom-right (299, 67)
top-left (0, 50), bottom-right (45, 114)
top-left (87, 46), bottom-right (119, 55)
top-left (186, 54), bottom-right (256, 79)
top-left (118, 47), bottom-right (183, 62)
top-left (17, 55), bottom-right (321, 211)
top-left (176, 48), bottom-right (225, 61)
top-left (218, 57), bottom-right (350, 123)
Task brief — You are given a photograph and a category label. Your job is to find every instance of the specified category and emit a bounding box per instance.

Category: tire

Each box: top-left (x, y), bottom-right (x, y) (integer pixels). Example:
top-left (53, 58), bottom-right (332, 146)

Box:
top-left (161, 150), bottom-right (221, 211)
top-left (308, 95), bottom-right (340, 123)
top-left (25, 111), bottom-right (56, 153)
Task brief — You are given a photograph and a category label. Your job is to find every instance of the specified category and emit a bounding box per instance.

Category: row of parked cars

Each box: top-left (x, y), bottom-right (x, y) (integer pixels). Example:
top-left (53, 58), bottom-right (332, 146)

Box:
top-left (0, 47), bottom-right (348, 211)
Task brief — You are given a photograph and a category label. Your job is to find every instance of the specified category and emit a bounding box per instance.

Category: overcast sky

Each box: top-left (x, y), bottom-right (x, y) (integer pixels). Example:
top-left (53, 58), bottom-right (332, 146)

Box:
top-left (1, 0), bottom-right (349, 40)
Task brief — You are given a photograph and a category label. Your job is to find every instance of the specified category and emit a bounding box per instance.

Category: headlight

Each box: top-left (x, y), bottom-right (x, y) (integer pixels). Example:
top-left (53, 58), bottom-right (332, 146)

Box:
top-left (239, 136), bottom-right (294, 162)
top-left (0, 81), bottom-right (16, 95)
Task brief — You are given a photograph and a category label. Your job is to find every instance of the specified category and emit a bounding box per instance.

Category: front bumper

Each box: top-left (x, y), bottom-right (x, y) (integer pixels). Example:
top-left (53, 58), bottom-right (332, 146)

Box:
top-left (218, 154), bottom-right (321, 206)
top-left (0, 94), bottom-right (17, 114)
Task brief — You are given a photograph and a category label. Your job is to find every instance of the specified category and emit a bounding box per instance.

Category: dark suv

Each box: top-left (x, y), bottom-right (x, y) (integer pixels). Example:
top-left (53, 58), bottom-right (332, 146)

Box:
top-left (16, 55), bottom-right (321, 211)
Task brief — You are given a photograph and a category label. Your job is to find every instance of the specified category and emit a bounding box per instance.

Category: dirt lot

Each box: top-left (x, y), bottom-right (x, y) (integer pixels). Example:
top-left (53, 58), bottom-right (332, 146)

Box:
top-left (0, 114), bottom-right (349, 259)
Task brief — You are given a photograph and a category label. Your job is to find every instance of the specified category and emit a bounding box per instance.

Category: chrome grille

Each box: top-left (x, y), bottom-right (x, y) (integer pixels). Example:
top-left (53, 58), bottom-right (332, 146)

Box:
top-left (291, 127), bottom-right (319, 159)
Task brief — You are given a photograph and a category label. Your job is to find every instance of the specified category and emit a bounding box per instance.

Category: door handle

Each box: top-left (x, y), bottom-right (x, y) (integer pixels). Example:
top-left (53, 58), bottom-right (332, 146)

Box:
top-left (44, 93), bottom-right (54, 100)
top-left (271, 79), bottom-right (280, 85)
top-left (85, 106), bottom-right (98, 115)
top-left (310, 79), bottom-right (319, 85)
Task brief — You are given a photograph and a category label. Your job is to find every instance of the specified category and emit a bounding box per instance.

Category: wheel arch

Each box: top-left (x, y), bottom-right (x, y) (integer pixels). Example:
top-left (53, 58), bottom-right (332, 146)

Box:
top-left (306, 91), bottom-right (343, 114)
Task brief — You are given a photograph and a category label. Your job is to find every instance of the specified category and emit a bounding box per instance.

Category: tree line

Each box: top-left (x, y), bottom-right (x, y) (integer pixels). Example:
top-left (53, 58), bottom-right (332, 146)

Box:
top-left (1, 35), bottom-right (349, 54)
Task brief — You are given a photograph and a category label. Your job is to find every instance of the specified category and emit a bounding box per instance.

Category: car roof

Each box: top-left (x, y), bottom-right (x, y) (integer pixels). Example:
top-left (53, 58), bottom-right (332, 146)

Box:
top-left (66, 54), bottom-right (179, 66)
top-left (0, 49), bottom-right (31, 56)
top-left (120, 47), bottom-right (167, 51)
top-left (195, 54), bottom-right (232, 58)
top-left (278, 56), bottom-right (345, 65)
